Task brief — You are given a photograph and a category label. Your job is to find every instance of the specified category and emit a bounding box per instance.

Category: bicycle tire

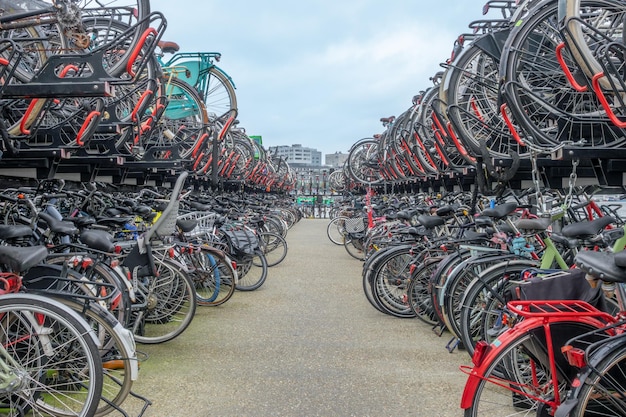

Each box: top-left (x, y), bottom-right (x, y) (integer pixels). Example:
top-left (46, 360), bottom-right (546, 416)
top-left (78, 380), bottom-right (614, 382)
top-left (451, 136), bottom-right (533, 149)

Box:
top-left (441, 37), bottom-right (528, 160)
top-left (362, 245), bottom-right (410, 314)
top-left (346, 138), bottom-right (384, 185)
top-left (258, 231), bottom-right (288, 267)
top-left (344, 234), bottom-right (366, 261)
top-left (462, 321), bottom-right (599, 416)
top-left (458, 259), bottom-right (538, 357)
top-left (40, 258), bottom-right (131, 327)
top-left (0, 293), bottom-right (103, 417)
top-left (501, 0), bottom-right (626, 149)
top-left (57, 299), bottom-right (136, 417)
top-left (427, 251), bottom-right (465, 328)
top-left (187, 249), bottom-right (237, 306)
top-left (441, 252), bottom-right (518, 339)
top-left (568, 341), bottom-right (626, 417)
top-left (131, 257), bottom-right (197, 344)
top-left (370, 245), bottom-right (417, 318)
top-left (197, 66), bottom-right (237, 118)
top-left (327, 216), bottom-right (349, 245)
top-left (235, 249), bottom-right (268, 291)
top-left (407, 257), bottom-right (442, 325)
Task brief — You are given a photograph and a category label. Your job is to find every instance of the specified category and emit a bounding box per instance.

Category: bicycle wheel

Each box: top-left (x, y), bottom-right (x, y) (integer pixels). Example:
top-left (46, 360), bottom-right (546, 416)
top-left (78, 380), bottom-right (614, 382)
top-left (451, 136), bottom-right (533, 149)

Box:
top-left (501, 0), bottom-right (626, 149)
top-left (257, 231), bottom-right (288, 267)
top-left (362, 245), bottom-right (407, 314)
top-left (235, 249), bottom-right (268, 291)
top-left (58, 299), bottom-right (137, 417)
top-left (568, 341), bottom-right (626, 417)
top-left (441, 252), bottom-right (518, 340)
top-left (327, 216), bottom-right (349, 245)
top-left (561, 0), bottom-right (626, 90)
top-left (346, 138), bottom-right (384, 185)
top-left (462, 321), bottom-right (596, 416)
top-left (407, 257), bottom-right (441, 325)
top-left (140, 77), bottom-right (209, 159)
top-left (0, 293), bottom-right (103, 417)
top-left (442, 37), bottom-right (527, 159)
top-left (189, 248), bottom-right (237, 306)
top-left (458, 259), bottom-right (538, 357)
top-left (344, 234), bottom-right (366, 261)
top-left (200, 67), bottom-right (238, 118)
top-left (370, 246), bottom-right (417, 318)
top-left (2, 0), bottom-right (151, 81)
top-left (39, 259), bottom-right (131, 327)
top-left (427, 252), bottom-right (464, 328)
top-left (131, 257), bottom-right (197, 344)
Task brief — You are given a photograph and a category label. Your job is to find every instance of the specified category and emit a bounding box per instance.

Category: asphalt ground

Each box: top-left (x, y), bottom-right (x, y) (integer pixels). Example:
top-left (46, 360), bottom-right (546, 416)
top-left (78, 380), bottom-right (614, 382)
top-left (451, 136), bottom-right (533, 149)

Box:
top-left (123, 219), bottom-right (471, 417)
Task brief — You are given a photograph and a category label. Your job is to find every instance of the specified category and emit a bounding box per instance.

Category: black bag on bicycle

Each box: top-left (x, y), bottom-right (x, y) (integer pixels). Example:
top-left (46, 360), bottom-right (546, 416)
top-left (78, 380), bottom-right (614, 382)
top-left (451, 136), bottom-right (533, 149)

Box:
top-left (507, 269), bottom-right (609, 313)
top-left (223, 229), bottom-right (259, 256)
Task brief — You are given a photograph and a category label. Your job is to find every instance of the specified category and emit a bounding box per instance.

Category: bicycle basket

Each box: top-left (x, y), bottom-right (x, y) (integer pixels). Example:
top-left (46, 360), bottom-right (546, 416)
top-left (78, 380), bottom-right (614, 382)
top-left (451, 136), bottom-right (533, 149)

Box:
top-left (345, 217), bottom-right (366, 234)
top-left (177, 212), bottom-right (216, 237)
top-left (223, 229), bottom-right (259, 256)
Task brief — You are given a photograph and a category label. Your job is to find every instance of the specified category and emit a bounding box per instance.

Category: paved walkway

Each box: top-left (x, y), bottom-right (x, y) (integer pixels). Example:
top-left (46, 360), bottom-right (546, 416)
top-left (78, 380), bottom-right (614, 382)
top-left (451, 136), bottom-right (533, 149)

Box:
top-left (124, 219), bottom-right (470, 417)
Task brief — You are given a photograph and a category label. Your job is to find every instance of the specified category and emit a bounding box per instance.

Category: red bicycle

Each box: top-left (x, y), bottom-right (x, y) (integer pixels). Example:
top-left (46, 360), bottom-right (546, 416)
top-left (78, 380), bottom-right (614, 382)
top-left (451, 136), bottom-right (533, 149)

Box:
top-left (459, 248), bottom-right (626, 416)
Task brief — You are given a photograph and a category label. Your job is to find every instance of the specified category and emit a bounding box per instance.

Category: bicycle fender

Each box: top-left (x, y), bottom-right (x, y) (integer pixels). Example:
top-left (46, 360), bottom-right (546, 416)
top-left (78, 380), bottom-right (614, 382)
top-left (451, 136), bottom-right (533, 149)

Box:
top-left (554, 333), bottom-right (626, 416)
top-left (211, 65), bottom-right (237, 89)
top-left (460, 314), bottom-right (611, 409)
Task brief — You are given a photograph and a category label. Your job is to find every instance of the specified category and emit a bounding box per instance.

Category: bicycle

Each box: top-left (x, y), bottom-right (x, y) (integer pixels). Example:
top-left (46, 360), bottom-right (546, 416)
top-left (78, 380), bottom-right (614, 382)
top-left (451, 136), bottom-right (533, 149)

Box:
top-left (457, 212), bottom-right (626, 357)
top-left (157, 45), bottom-right (237, 119)
top-left (0, 244), bottom-right (105, 417)
top-left (459, 243), bottom-right (626, 416)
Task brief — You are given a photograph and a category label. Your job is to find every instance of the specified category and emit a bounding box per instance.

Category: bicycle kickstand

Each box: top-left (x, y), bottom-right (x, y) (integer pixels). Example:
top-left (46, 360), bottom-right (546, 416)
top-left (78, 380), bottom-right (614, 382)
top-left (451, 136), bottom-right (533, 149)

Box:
top-left (431, 322), bottom-right (446, 337)
top-left (445, 337), bottom-right (461, 354)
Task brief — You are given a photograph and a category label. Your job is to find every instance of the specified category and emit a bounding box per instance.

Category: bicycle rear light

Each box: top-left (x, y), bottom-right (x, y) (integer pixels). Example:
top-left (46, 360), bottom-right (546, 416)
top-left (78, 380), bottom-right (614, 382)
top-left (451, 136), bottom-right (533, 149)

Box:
top-left (562, 345), bottom-right (586, 368)
top-left (472, 340), bottom-right (491, 367)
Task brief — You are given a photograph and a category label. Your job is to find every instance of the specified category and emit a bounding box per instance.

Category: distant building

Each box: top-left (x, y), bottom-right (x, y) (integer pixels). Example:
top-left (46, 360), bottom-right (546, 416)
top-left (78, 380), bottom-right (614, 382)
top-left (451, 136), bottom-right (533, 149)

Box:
top-left (325, 151), bottom-right (348, 168)
top-left (268, 144), bottom-right (322, 166)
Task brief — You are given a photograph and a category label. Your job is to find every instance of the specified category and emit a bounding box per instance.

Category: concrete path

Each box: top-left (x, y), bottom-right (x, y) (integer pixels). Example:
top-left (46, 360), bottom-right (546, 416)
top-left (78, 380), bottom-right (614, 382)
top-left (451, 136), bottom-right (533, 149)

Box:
top-left (123, 219), bottom-right (471, 417)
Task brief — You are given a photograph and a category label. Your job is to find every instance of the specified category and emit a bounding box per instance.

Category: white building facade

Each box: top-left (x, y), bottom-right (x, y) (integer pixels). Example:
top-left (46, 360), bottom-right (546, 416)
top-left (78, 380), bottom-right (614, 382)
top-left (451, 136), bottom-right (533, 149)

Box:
top-left (269, 144), bottom-right (322, 166)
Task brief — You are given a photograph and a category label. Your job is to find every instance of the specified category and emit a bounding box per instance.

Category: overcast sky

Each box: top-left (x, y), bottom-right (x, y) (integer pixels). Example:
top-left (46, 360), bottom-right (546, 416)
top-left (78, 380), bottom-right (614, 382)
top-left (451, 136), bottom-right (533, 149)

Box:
top-left (150, 0), bottom-right (493, 161)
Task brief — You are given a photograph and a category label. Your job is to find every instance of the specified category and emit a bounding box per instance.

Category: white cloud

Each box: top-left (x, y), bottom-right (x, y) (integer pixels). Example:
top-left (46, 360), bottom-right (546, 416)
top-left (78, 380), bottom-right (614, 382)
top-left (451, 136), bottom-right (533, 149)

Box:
top-left (150, 0), bottom-right (489, 157)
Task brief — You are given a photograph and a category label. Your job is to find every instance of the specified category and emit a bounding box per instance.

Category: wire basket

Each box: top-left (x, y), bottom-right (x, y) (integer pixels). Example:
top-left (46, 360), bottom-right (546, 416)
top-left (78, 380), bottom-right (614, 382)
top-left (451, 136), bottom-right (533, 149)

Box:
top-left (177, 211), bottom-right (217, 237)
top-left (344, 217), bottom-right (366, 233)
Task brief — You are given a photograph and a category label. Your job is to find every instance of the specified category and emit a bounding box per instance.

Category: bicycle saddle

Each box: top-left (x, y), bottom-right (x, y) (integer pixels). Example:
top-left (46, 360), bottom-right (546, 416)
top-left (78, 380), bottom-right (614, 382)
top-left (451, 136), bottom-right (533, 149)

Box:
top-left (38, 212), bottom-right (79, 236)
top-left (417, 214), bottom-right (445, 229)
top-left (480, 202), bottom-right (518, 219)
top-left (561, 216), bottom-right (616, 238)
top-left (0, 224), bottom-right (33, 240)
top-left (79, 230), bottom-right (115, 253)
top-left (0, 245), bottom-right (48, 273)
top-left (515, 217), bottom-right (552, 232)
top-left (158, 40), bottom-right (180, 54)
top-left (575, 251), bottom-right (626, 284)
top-left (176, 219), bottom-right (198, 233)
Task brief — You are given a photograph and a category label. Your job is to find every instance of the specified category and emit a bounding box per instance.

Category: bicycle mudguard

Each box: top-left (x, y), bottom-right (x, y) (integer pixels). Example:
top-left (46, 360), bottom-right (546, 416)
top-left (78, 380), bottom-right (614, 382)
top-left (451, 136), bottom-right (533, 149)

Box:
top-left (554, 332), bottom-right (626, 417)
top-left (460, 313), bottom-right (614, 409)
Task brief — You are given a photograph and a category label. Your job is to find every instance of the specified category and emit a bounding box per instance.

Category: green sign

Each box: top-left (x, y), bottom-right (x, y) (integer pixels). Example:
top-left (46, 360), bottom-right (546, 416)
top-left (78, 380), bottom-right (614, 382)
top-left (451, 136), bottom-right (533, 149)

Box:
top-left (296, 197), bottom-right (333, 205)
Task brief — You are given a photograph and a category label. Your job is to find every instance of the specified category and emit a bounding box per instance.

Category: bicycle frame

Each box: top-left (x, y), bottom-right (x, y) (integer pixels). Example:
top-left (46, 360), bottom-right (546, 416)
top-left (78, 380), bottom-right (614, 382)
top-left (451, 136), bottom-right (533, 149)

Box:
top-left (460, 299), bottom-right (618, 411)
top-left (161, 52), bottom-right (237, 90)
